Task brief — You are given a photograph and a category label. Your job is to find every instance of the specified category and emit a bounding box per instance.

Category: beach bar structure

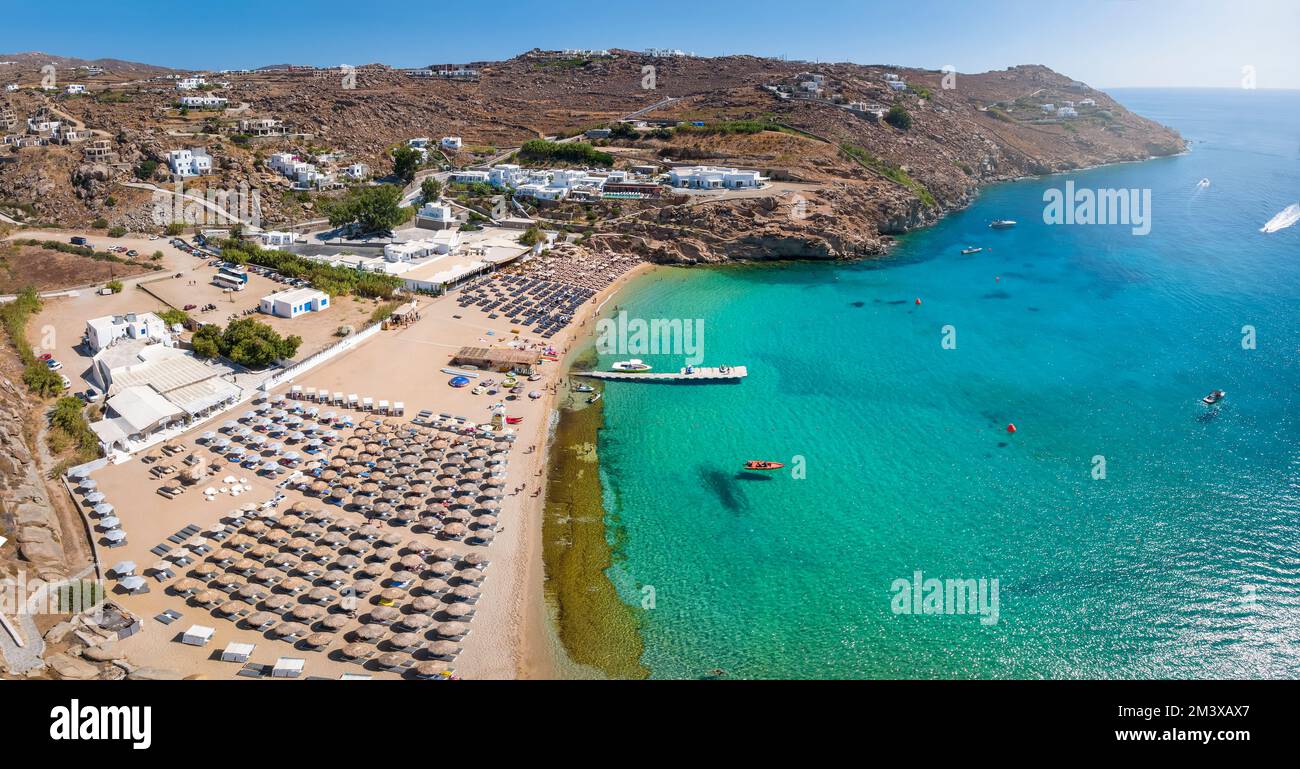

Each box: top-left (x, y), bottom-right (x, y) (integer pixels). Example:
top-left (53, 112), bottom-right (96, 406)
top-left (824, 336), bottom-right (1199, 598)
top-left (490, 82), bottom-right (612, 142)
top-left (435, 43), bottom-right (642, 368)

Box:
top-left (450, 346), bottom-right (542, 375)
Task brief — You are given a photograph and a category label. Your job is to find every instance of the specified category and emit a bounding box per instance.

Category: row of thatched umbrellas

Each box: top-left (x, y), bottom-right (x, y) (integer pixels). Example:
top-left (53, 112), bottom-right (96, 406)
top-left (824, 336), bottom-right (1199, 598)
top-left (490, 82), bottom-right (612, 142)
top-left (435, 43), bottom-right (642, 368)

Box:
top-left (168, 488), bottom-right (494, 665)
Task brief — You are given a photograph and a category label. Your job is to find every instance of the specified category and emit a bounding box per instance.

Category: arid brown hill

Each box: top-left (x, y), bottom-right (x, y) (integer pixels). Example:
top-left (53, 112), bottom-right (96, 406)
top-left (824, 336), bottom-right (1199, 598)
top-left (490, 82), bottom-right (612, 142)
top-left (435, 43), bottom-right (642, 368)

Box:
top-left (0, 51), bottom-right (1184, 262)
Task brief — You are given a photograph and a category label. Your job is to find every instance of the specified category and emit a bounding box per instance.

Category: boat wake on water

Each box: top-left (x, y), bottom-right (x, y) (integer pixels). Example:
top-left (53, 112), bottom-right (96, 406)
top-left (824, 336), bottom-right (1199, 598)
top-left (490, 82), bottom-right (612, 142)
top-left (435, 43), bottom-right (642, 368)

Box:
top-left (1260, 202), bottom-right (1300, 233)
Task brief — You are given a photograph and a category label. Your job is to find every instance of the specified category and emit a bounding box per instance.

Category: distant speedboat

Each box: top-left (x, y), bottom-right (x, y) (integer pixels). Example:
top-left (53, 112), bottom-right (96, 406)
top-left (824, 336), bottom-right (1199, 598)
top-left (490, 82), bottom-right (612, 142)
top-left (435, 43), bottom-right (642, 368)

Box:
top-left (989, 220), bottom-right (1017, 229)
top-left (573, 383), bottom-right (595, 393)
top-left (1196, 178), bottom-right (1210, 189)
top-left (587, 392), bottom-right (603, 404)
top-left (960, 246), bottom-right (983, 254)
top-left (743, 460), bottom-right (785, 471)
top-left (611, 359), bottom-right (652, 372)
top-left (1201, 389), bottom-right (1226, 406)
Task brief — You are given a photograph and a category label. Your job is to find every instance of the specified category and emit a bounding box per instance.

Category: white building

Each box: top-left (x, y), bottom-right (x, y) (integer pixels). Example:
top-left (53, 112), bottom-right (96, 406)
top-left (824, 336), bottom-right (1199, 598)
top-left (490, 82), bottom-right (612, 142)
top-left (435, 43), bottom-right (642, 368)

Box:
top-left (1079, 98), bottom-right (1096, 107)
top-left (179, 94), bottom-right (228, 109)
top-left (84, 312), bottom-right (170, 354)
top-left (259, 287), bottom-right (330, 319)
top-left (415, 200), bottom-right (457, 229)
top-left (440, 136), bottom-right (462, 151)
top-left (176, 77), bottom-right (207, 91)
top-left (668, 166), bottom-right (768, 190)
top-left (449, 170), bottom-right (490, 185)
top-left (341, 163), bottom-right (369, 180)
top-left (88, 340), bottom-right (243, 452)
top-left (168, 147), bottom-right (213, 177)
top-left (407, 137), bottom-right (430, 149)
top-left (65, 84), bottom-right (86, 95)
top-left (383, 231), bottom-right (460, 262)
top-left (488, 164), bottom-right (527, 187)
top-left (1057, 106), bottom-right (1078, 118)
top-left (259, 231), bottom-right (295, 247)
top-left (1040, 103), bottom-right (1056, 113)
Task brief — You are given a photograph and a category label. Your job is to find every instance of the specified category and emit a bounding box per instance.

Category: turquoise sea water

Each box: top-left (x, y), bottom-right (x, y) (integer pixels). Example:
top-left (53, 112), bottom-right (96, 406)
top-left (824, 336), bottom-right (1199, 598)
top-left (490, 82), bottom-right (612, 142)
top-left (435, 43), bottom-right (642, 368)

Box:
top-left (591, 88), bottom-right (1300, 679)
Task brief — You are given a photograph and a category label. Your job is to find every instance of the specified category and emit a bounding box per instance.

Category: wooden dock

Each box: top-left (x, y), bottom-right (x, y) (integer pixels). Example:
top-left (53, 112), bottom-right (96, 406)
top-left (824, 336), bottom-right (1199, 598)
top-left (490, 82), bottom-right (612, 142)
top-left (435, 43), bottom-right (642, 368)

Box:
top-left (574, 366), bottom-right (747, 382)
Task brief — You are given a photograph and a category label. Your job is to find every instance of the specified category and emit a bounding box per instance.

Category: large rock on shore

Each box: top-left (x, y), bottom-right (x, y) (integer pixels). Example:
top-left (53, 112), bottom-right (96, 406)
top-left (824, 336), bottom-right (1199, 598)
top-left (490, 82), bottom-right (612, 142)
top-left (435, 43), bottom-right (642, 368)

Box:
top-left (47, 652), bottom-right (101, 680)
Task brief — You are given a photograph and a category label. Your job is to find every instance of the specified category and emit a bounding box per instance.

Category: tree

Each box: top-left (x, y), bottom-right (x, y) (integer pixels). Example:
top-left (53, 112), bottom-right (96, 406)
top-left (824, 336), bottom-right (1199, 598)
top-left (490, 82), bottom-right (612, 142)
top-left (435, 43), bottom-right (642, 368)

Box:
top-left (105, 279), bottom-right (123, 293)
top-left (324, 185), bottom-right (407, 235)
top-left (419, 177), bottom-right (443, 204)
top-left (191, 324), bottom-right (222, 359)
top-left (392, 146), bottom-right (422, 183)
top-left (190, 318), bottom-right (301, 368)
top-left (885, 104), bottom-right (913, 130)
top-left (518, 226), bottom-right (545, 247)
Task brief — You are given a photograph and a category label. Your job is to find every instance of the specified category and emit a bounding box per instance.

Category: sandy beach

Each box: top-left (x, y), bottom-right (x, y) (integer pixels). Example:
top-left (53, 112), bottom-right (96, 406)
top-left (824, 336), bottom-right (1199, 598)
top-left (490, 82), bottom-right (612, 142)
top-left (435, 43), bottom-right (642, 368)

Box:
top-left (67, 249), bottom-right (655, 679)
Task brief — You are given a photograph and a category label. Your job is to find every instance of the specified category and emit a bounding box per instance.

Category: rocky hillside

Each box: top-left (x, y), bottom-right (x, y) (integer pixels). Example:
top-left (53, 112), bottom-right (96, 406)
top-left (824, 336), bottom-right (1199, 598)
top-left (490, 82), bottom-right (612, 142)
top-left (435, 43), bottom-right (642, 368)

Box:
top-left (0, 50), bottom-right (1185, 262)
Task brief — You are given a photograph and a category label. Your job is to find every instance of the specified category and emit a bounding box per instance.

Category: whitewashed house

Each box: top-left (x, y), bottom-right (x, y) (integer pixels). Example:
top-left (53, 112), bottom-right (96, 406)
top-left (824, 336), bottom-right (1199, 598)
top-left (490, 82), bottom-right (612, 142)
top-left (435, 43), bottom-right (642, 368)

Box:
top-left (449, 170), bottom-right (490, 185)
top-left (415, 201), bottom-right (456, 230)
top-left (259, 287), bottom-right (330, 319)
top-left (488, 164), bottom-right (527, 187)
top-left (668, 166), bottom-right (767, 190)
top-left (179, 94), bottom-right (227, 109)
top-left (168, 147), bottom-right (213, 177)
top-left (440, 136), bottom-right (462, 151)
top-left (259, 231), bottom-right (295, 247)
top-left (1057, 106), bottom-right (1078, 118)
top-left (176, 77), bottom-right (207, 91)
top-left (84, 312), bottom-right (170, 354)
top-left (341, 163), bottom-right (369, 180)
top-left (65, 84), bottom-right (86, 95)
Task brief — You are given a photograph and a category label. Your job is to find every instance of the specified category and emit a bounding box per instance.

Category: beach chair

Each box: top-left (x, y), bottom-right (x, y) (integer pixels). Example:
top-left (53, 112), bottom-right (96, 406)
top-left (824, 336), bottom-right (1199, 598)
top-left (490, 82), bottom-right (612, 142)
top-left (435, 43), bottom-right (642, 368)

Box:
top-left (316, 388), bottom-right (329, 403)
top-left (304, 388), bottom-right (316, 402)
top-left (361, 397), bottom-right (373, 412)
top-left (347, 394), bottom-right (359, 410)
top-left (333, 392), bottom-right (344, 405)
top-left (393, 402), bottom-right (405, 417)
top-left (377, 400), bottom-right (389, 415)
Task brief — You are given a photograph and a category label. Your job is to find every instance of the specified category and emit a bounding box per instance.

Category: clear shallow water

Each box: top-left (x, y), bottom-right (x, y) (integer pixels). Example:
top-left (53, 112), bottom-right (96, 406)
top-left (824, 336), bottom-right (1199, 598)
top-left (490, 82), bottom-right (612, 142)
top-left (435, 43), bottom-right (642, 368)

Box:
top-left (592, 89), bottom-right (1300, 679)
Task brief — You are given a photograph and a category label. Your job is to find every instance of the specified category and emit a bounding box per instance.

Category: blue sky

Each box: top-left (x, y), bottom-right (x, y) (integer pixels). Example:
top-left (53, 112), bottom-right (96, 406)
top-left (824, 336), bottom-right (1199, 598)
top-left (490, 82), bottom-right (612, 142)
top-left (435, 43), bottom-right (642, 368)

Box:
top-left (2, 0), bottom-right (1297, 88)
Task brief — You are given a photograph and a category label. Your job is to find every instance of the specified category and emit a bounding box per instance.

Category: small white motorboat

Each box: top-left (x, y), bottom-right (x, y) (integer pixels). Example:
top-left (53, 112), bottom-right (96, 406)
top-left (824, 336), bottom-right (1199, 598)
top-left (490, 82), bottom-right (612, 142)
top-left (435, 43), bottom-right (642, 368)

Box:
top-left (611, 359), bottom-right (652, 372)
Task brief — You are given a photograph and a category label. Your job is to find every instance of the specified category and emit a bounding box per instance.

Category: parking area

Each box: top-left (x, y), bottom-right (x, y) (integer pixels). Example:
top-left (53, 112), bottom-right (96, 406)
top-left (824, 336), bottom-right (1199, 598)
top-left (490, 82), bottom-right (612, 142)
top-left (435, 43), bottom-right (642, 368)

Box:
top-left (144, 260), bottom-right (378, 357)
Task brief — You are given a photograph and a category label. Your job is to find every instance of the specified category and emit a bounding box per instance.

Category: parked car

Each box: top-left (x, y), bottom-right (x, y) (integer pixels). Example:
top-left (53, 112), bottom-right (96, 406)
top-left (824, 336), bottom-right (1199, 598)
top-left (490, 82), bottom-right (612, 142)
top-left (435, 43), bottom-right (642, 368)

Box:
top-left (38, 352), bottom-right (52, 361)
top-left (59, 374), bottom-right (71, 390)
top-left (126, 249), bottom-right (139, 257)
top-left (46, 359), bottom-right (63, 371)
top-left (148, 234), bottom-right (159, 241)
top-left (183, 303), bottom-right (197, 311)
top-left (70, 236), bottom-right (88, 246)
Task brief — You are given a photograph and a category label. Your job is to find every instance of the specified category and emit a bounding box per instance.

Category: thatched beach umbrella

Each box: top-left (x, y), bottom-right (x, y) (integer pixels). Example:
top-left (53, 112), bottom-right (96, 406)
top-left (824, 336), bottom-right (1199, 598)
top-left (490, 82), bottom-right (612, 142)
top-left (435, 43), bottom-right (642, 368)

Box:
top-left (442, 603), bottom-right (472, 620)
top-left (262, 594), bottom-right (292, 612)
top-left (420, 578), bottom-right (450, 596)
top-left (389, 632), bottom-right (421, 650)
top-left (340, 643), bottom-right (372, 660)
top-left (428, 562), bottom-right (454, 577)
top-left (306, 586), bottom-right (336, 604)
top-left (411, 595), bottom-right (441, 614)
top-left (245, 611), bottom-right (278, 630)
top-left (399, 613), bottom-right (432, 631)
top-left (302, 632), bottom-right (333, 650)
top-left (427, 640), bottom-right (461, 660)
top-left (351, 624), bottom-right (385, 643)
top-left (320, 613), bottom-right (350, 631)
top-left (290, 604), bottom-right (324, 622)
top-left (279, 576), bottom-right (311, 594)
top-left (275, 621), bottom-right (309, 639)
top-left (378, 587), bottom-right (405, 603)
top-left (192, 589), bottom-right (223, 607)
top-left (369, 606), bottom-right (400, 624)
top-left (435, 621), bottom-right (469, 640)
